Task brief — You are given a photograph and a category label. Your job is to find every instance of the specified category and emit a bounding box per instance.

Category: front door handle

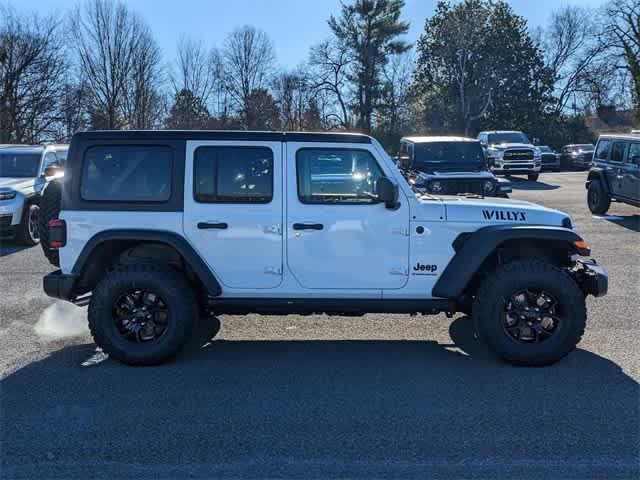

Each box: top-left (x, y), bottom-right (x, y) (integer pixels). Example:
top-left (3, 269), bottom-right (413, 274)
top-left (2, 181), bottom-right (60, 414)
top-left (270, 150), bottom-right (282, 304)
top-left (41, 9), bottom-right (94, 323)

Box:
top-left (292, 223), bottom-right (324, 231)
top-left (197, 222), bottom-right (228, 230)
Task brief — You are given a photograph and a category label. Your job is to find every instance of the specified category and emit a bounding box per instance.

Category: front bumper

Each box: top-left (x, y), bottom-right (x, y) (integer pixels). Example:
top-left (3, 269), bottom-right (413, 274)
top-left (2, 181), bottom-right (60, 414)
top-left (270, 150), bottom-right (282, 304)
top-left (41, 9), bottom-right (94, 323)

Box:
top-left (43, 270), bottom-right (78, 301)
top-left (0, 196), bottom-right (25, 237)
top-left (571, 259), bottom-right (608, 297)
top-left (492, 163), bottom-right (541, 174)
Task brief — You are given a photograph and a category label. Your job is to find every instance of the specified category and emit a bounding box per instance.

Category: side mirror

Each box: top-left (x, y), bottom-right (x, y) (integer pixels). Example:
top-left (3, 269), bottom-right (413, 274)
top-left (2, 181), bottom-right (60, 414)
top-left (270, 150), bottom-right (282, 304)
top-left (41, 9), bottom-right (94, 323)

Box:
top-left (376, 177), bottom-right (400, 210)
top-left (43, 165), bottom-right (60, 177)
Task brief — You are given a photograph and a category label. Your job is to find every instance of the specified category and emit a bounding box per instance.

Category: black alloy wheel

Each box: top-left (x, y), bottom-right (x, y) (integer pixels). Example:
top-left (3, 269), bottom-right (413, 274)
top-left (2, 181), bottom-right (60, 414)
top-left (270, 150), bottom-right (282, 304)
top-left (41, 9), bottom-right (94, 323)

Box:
top-left (503, 289), bottom-right (560, 343)
top-left (113, 289), bottom-right (170, 343)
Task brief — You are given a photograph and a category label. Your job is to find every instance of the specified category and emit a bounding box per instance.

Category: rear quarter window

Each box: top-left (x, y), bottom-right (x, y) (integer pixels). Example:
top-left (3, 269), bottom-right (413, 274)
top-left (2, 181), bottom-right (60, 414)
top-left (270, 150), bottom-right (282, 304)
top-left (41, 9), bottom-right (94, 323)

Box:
top-left (81, 145), bottom-right (172, 202)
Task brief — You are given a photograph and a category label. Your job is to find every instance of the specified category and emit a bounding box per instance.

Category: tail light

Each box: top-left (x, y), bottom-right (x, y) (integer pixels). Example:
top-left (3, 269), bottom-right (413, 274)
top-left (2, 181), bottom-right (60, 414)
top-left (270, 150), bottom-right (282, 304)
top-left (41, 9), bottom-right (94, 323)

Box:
top-left (48, 218), bottom-right (66, 249)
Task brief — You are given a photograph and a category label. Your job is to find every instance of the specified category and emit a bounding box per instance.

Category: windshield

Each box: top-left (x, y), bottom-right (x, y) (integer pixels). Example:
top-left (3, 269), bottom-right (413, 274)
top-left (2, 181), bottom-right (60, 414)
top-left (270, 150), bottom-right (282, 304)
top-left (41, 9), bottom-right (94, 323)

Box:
top-left (413, 142), bottom-right (485, 167)
top-left (539, 146), bottom-right (552, 153)
top-left (573, 144), bottom-right (594, 151)
top-left (0, 153), bottom-right (41, 178)
top-left (487, 132), bottom-right (530, 145)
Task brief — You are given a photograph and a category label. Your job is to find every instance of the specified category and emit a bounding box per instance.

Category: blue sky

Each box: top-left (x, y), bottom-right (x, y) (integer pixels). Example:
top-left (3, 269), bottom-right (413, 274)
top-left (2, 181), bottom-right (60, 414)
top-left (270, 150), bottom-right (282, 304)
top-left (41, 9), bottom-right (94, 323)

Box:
top-left (11, 0), bottom-right (605, 68)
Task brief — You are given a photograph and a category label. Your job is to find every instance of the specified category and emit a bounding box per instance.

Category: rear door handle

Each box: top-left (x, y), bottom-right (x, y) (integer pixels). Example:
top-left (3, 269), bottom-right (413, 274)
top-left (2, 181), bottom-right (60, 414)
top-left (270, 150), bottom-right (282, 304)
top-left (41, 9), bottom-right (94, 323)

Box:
top-left (197, 222), bottom-right (228, 230)
top-left (292, 223), bottom-right (323, 231)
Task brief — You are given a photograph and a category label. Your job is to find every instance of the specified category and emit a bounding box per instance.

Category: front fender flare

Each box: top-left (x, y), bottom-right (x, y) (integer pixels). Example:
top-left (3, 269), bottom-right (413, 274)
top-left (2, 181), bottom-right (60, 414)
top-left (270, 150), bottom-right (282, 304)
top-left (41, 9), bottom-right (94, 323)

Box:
top-left (432, 225), bottom-right (587, 299)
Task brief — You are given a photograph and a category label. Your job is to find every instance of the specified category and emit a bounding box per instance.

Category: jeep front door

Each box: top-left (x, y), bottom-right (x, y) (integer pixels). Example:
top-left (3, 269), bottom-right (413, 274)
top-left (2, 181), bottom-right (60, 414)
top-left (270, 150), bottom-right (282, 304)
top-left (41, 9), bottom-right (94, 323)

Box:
top-left (183, 141), bottom-right (283, 289)
top-left (286, 144), bottom-right (410, 290)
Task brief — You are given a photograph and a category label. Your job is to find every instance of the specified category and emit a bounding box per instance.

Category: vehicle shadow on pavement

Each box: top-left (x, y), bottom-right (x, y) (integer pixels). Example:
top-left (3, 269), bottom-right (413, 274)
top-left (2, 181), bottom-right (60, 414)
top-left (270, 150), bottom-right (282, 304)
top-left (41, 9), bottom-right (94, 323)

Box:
top-left (508, 177), bottom-right (560, 191)
top-left (593, 214), bottom-right (640, 233)
top-left (1, 316), bottom-right (638, 479)
top-left (0, 242), bottom-right (30, 257)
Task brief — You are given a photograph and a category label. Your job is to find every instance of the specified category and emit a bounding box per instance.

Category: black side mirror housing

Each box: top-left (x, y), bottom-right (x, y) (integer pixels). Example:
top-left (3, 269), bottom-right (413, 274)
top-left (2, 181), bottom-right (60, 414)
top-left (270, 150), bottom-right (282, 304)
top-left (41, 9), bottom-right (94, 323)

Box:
top-left (376, 177), bottom-right (400, 210)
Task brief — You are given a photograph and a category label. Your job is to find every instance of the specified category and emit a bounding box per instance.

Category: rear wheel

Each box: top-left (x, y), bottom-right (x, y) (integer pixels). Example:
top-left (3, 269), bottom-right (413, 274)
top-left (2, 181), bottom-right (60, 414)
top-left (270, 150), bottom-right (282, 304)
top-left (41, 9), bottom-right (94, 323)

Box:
top-left (39, 180), bottom-right (63, 266)
top-left (16, 203), bottom-right (40, 245)
top-left (527, 173), bottom-right (539, 182)
top-left (473, 260), bottom-right (586, 366)
top-left (88, 264), bottom-right (197, 365)
top-left (587, 180), bottom-right (610, 214)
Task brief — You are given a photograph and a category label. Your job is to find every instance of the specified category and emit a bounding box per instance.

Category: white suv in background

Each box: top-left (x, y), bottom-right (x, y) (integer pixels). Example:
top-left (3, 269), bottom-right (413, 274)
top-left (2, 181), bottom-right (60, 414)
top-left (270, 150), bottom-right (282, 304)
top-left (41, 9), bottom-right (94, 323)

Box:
top-left (0, 144), bottom-right (67, 245)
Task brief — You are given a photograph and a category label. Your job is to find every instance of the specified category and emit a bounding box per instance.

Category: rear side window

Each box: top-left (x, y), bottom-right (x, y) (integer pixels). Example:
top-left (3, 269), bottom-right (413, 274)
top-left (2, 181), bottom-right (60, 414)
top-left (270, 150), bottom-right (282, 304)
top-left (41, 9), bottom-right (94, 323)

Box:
top-left (611, 142), bottom-right (627, 162)
top-left (81, 146), bottom-right (172, 202)
top-left (194, 147), bottom-right (273, 203)
top-left (594, 140), bottom-right (611, 161)
top-left (296, 148), bottom-right (384, 204)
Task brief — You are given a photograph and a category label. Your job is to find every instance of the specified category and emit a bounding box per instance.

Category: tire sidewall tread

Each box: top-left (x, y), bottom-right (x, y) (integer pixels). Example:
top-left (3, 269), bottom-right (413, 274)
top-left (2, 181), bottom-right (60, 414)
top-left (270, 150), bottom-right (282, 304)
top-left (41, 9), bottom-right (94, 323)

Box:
top-left (88, 263), bottom-right (198, 366)
top-left (473, 259), bottom-right (586, 366)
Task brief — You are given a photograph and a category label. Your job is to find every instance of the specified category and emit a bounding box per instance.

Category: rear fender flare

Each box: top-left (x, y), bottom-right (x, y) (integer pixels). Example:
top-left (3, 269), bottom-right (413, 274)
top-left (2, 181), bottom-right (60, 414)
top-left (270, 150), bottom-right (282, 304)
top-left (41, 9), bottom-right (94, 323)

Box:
top-left (72, 229), bottom-right (222, 296)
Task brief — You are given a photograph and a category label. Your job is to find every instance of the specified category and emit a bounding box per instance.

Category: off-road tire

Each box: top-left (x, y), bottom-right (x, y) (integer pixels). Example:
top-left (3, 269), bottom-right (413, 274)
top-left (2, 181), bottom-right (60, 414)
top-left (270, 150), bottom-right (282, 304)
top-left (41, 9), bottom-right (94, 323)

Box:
top-left (88, 264), bottom-right (197, 366)
top-left (587, 180), bottom-right (610, 215)
top-left (527, 173), bottom-right (539, 182)
top-left (16, 203), bottom-right (40, 246)
top-left (472, 260), bottom-right (586, 366)
top-left (39, 180), bottom-right (63, 266)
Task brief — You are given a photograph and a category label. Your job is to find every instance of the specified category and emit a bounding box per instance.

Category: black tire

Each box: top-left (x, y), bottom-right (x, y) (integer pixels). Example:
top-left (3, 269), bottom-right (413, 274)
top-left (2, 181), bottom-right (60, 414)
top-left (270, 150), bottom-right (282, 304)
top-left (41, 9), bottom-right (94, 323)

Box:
top-left (472, 260), bottom-right (586, 366)
top-left (587, 180), bottom-right (610, 215)
top-left (15, 203), bottom-right (40, 246)
top-left (527, 173), bottom-right (539, 182)
top-left (39, 180), bottom-right (63, 266)
top-left (88, 263), bottom-right (198, 366)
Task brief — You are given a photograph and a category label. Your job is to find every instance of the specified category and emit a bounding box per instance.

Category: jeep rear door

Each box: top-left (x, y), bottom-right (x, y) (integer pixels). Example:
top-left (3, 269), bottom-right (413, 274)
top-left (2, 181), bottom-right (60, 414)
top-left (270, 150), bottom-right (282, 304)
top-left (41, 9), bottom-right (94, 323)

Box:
top-left (286, 143), bottom-right (410, 290)
top-left (183, 141), bottom-right (284, 289)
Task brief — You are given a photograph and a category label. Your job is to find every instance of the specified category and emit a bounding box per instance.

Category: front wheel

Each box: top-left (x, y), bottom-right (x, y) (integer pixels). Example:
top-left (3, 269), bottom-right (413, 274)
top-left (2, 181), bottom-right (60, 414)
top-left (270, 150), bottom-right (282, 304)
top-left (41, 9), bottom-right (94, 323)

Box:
top-left (88, 264), bottom-right (198, 365)
top-left (527, 173), bottom-right (539, 182)
top-left (16, 203), bottom-right (40, 246)
top-left (587, 181), bottom-right (610, 214)
top-left (473, 260), bottom-right (586, 366)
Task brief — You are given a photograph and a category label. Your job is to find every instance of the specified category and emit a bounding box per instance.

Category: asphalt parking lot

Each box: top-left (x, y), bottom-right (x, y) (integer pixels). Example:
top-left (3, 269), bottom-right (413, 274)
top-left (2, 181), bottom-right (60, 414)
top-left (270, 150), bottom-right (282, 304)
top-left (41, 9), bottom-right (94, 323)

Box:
top-left (1, 171), bottom-right (638, 479)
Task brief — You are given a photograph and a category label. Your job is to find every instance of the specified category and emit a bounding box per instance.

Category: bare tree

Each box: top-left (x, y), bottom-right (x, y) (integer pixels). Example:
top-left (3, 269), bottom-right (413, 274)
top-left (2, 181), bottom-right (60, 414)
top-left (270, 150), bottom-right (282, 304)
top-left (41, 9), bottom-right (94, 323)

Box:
top-left (604, 0), bottom-right (640, 115)
top-left (171, 36), bottom-right (216, 105)
top-left (544, 5), bottom-right (607, 114)
top-left (223, 25), bottom-right (275, 127)
top-left (309, 39), bottom-right (351, 128)
top-left (70, 0), bottom-right (163, 130)
top-left (0, 5), bottom-right (66, 143)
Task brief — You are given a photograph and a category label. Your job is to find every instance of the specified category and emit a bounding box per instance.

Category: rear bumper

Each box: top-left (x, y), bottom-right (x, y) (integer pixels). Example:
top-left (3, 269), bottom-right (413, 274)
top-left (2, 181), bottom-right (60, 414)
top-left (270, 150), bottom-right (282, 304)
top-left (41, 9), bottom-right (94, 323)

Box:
top-left (43, 270), bottom-right (78, 301)
top-left (573, 259), bottom-right (608, 297)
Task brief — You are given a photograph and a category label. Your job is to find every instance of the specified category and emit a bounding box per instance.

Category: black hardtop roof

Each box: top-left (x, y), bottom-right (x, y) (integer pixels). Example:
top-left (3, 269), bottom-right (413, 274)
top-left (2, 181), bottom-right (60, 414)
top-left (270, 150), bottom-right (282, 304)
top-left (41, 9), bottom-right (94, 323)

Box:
top-left (71, 130), bottom-right (372, 144)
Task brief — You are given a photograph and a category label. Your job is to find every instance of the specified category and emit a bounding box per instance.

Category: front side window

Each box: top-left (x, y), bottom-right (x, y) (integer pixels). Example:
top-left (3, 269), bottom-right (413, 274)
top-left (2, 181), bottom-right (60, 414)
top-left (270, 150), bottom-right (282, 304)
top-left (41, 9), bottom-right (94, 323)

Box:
top-left (594, 140), bottom-right (611, 161)
top-left (42, 152), bottom-right (58, 169)
top-left (628, 143), bottom-right (640, 164)
top-left (81, 145), bottom-right (172, 202)
top-left (296, 148), bottom-right (384, 204)
top-left (611, 142), bottom-right (627, 162)
top-left (194, 147), bottom-right (273, 203)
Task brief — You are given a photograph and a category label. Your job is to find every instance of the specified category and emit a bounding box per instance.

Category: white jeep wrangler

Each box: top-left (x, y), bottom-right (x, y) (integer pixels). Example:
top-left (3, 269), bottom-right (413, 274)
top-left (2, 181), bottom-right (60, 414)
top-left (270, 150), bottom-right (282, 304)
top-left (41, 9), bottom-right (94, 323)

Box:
top-left (41, 131), bottom-right (607, 366)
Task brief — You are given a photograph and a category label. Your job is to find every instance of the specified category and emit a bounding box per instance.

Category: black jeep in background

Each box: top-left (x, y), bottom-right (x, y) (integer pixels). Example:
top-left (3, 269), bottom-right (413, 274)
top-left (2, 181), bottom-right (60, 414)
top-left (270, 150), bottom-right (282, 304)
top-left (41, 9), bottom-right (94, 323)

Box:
top-left (586, 134), bottom-right (640, 214)
top-left (397, 136), bottom-right (512, 197)
top-left (560, 144), bottom-right (595, 170)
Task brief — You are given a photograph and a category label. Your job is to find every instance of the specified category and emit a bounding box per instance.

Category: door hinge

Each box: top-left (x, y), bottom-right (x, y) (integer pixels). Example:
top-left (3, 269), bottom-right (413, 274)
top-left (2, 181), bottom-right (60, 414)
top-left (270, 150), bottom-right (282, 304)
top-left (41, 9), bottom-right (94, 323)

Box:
top-left (389, 266), bottom-right (408, 276)
top-left (264, 265), bottom-right (282, 275)
top-left (264, 224), bottom-right (282, 235)
top-left (391, 226), bottom-right (409, 236)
